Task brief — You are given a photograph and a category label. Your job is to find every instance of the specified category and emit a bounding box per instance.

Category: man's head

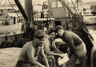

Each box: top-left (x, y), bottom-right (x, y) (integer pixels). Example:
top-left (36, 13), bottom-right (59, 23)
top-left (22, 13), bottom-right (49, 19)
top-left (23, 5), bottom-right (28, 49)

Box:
top-left (55, 25), bottom-right (64, 36)
top-left (25, 23), bottom-right (30, 29)
top-left (47, 29), bottom-right (56, 41)
top-left (34, 30), bottom-right (46, 47)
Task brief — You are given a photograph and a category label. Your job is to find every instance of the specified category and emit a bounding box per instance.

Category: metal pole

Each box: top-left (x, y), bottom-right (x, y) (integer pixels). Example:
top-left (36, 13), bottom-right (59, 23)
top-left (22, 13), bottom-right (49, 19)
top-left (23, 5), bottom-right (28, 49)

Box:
top-left (25, 0), bottom-right (34, 28)
top-left (14, 0), bottom-right (28, 21)
top-left (0, 0), bottom-right (2, 8)
top-left (25, 0), bottom-right (31, 22)
top-left (77, 0), bottom-right (78, 10)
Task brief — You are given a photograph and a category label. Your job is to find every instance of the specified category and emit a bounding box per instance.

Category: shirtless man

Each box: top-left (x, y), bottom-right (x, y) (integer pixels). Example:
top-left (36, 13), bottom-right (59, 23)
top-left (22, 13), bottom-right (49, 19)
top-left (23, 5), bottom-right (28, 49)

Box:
top-left (15, 30), bottom-right (49, 67)
top-left (44, 29), bottom-right (65, 67)
top-left (55, 25), bottom-right (87, 67)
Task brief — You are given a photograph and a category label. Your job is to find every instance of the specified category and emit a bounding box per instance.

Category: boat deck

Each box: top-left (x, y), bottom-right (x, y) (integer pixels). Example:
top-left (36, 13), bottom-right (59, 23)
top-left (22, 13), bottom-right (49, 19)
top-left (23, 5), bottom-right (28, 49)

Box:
top-left (0, 47), bottom-right (88, 67)
top-left (0, 47), bottom-right (22, 67)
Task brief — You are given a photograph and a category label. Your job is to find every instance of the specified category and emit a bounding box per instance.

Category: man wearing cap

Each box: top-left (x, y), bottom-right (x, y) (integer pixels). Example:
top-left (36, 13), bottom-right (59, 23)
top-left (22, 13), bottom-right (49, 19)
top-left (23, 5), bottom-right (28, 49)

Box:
top-left (17, 23), bottom-right (35, 47)
top-left (55, 25), bottom-right (87, 67)
top-left (15, 30), bottom-right (49, 67)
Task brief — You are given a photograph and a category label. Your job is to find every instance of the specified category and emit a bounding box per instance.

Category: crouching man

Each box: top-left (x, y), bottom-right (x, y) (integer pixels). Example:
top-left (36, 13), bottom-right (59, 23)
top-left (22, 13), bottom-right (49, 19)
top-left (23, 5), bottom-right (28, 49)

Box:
top-left (55, 25), bottom-right (87, 67)
top-left (15, 30), bottom-right (49, 67)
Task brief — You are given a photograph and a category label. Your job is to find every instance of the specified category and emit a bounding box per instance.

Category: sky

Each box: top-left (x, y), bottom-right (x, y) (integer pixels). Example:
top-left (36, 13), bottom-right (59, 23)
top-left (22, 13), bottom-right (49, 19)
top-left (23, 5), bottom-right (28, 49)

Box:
top-left (0, 0), bottom-right (47, 5)
top-left (0, 0), bottom-right (96, 12)
top-left (33, 0), bottom-right (47, 5)
top-left (1, 0), bottom-right (96, 5)
top-left (0, 0), bottom-right (47, 12)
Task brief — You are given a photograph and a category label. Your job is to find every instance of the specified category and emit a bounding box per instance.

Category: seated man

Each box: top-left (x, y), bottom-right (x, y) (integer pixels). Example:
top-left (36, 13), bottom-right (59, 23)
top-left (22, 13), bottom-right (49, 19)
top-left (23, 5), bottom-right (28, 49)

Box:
top-left (15, 30), bottom-right (49, 67)
top-left (44, 29), bottom-right (65, 67)
top-left (55, 25), bottom-right (87, 67)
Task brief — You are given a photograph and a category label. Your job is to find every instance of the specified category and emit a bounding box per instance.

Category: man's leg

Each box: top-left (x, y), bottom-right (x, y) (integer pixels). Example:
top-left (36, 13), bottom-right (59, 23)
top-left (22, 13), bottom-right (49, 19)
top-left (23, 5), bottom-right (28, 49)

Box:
top-left (15, 61), bottom-right (38, 67)
top-left (77, 55), bottom-right (86, 67)
top-left (66, 54), bottom-right (77, 67)
top-left (48, 59), bottom-right (53, 67)
top-left (75, 43), bottom-right (87, 67)
top-left (47, 55), bottom-right (57, 67)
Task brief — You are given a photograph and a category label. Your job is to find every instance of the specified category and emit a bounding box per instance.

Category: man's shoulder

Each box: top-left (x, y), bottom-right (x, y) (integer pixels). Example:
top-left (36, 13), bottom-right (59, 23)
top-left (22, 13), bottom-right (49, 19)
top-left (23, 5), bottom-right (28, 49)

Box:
top-left (64, 31), bottom-right (74, 40)
top-left (65, 31), bottom-right (80, 40)
top-left (44, 38), bottom-right (50, 42)
top-left (66, 30), bottom-right (72, 33)
top-left (65, 31), bottom-right (76, 36)
top-left (25, 41), bottom-right (32, 45)
top-left (43, 38), bottom-right (50, 46)
top-left (23, 41), bottom-right (33, 48)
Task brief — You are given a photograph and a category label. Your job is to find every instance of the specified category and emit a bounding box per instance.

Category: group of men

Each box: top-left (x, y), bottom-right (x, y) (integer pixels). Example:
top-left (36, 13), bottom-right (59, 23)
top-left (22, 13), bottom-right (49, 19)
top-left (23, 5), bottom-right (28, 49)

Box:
top-left (15, 25), bottom-right (87, 67)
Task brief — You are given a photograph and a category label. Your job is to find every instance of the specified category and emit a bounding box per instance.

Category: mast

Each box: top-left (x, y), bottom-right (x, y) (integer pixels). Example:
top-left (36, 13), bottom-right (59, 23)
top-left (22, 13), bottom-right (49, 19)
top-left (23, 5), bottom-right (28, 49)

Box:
top-left (14, 0), bottom-right (34, 28)
top-left (14, 0), bottom-right (28, 21)
top-left (77, 0), bottom-right (78, 10)
top-left (0, 0), bottom-right (2, 8)
top-left (25, 0), bottom-right (34, 28)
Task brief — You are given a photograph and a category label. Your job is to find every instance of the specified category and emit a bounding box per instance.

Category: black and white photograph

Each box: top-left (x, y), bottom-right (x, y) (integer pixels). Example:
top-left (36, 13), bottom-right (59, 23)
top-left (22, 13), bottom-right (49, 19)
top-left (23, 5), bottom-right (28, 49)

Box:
top-left (0, 0), bottom-right (96, 67)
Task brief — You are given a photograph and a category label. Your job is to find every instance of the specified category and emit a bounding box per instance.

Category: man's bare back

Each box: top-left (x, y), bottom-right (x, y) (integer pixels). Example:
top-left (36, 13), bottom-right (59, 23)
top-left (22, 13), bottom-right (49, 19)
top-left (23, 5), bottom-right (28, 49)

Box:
top-left (18, 41), bottom-right (38, 61)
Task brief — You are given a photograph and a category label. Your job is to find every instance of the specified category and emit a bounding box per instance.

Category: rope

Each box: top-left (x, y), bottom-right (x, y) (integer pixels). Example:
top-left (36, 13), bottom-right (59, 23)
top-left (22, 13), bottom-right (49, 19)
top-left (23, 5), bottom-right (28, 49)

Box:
top-left (59, 1), bottom-right (69, 16)
top-left (70, 0), bottom-right (89, 33)
top-left (59, 0), bottom-right (73, 18)
top-left (8, 0), bottom-right (21, 29)
top-left (4, 0), bottom-right (7, 20)
top-left (0, 0), bottom-right (2, 7)
top-left (8, 0), bottom-right (20, 18)
top-left (71, 0), bottom-right (80, 16)
top-left (0, 0), bottom-right (23, 36)
top-left (59, 0), bottom-right (89, 34)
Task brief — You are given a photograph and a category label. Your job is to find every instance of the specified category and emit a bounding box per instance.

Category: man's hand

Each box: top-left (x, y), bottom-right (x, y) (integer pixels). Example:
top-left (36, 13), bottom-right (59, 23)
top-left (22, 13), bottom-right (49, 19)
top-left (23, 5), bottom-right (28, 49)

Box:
top-left (36, 65), bottom-right (46, 67)
top-left (42, 66), bottom-right (46, 67)
top-left (45, 63), bottom-right (49, 67)
top-left (58, 54), bottom-right (65, 58)
top-left (46, 65), bottom-right (49, 67)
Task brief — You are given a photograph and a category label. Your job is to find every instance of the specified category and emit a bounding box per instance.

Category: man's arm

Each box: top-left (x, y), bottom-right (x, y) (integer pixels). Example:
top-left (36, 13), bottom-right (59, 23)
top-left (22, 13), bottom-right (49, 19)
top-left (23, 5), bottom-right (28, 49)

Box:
top-left (52, 41), bottom-right (63, 54)
top-left (27, 46), bottom-right (46, 67)
top-left (66, 35), bottom-right (75, 57)
top-left (40, 46), bottom-right (49, 67)
top-left (44, 39), bottom-right (63, 57)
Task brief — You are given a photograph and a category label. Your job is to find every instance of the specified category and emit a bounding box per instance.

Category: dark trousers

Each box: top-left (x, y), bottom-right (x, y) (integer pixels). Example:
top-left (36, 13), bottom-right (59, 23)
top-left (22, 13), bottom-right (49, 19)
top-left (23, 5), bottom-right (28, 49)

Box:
top-left (46, 55), bottom-right (57, 67)
top-left (15, 61), bottom-right (38, 67)
top-left (66, 54), bottom-right (86, 67)
top-left (91, 47), bottom-right (96, 67)
top-left (66, 43), bottom-right (87, 67)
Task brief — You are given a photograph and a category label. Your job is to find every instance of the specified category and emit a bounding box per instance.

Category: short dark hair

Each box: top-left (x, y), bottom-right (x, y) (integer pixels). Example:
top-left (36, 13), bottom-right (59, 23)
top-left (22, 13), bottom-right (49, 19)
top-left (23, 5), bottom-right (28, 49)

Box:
top-left (25, 23), bottom-right (30, 27)
top-left (34, 30), bottom-right (45, 39)
top-left (55, 25), bottom-right (63, 33)
top-left (47, 28), bottom-right (55, 35)
top-left (70, 20), bottom-right (73, 22)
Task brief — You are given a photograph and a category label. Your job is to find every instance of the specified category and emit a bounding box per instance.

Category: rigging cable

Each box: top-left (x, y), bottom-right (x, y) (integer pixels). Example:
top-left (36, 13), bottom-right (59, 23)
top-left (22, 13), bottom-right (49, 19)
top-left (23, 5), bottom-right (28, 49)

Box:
top-left (8, 0), bottom-right (21, 31)
top-left (0, 0), bottom-right (2, 7)
top-left (4, 0), bottom-right (7, 20)
top-left (71, 0), bottom-right (80, 16)
top-left (71, 0), bottom-right (89, 33)
top-left (59, 0), bottom-right (74, 19)
top-left (8, 0), bottom-right (20, 18)
top-left (59, 1), bottom-right (70, 16)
